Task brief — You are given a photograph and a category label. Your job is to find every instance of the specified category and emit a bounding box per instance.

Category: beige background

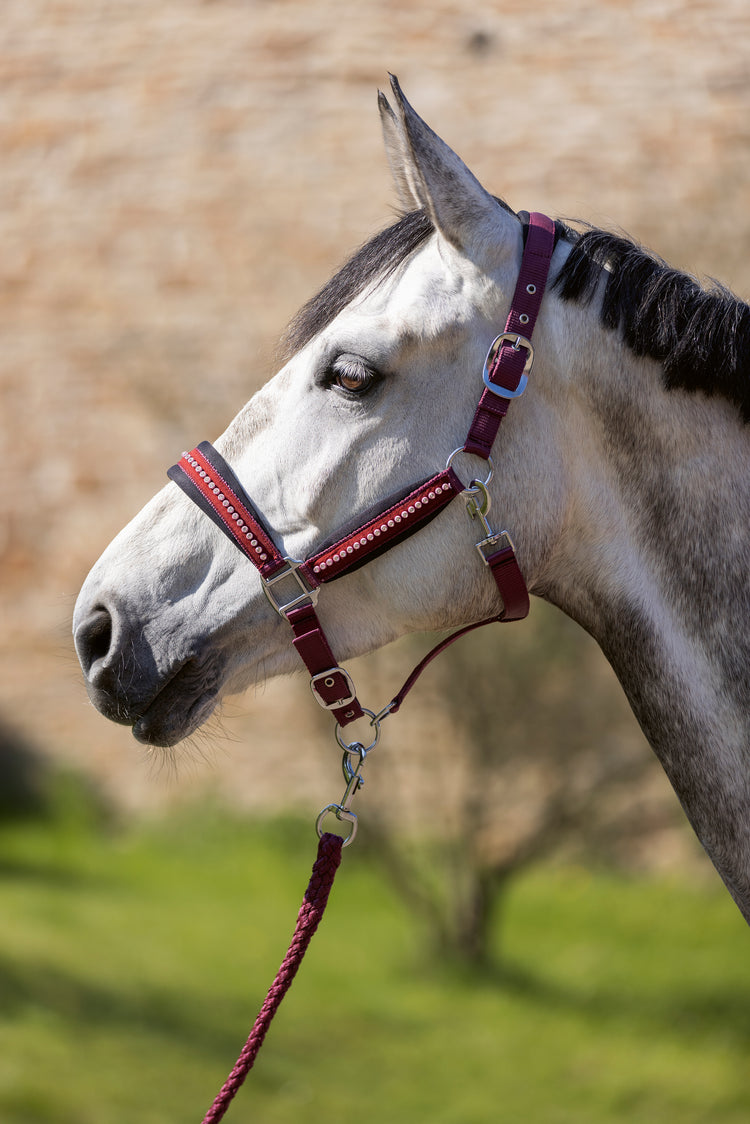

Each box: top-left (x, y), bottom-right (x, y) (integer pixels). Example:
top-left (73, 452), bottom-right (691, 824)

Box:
top-left (2, 0), bottom-right (748, 827)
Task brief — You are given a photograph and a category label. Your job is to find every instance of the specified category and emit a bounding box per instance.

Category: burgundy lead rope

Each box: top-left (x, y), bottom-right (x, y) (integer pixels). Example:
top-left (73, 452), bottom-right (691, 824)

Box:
top-left (201, 833), bottom-right (343, 1124)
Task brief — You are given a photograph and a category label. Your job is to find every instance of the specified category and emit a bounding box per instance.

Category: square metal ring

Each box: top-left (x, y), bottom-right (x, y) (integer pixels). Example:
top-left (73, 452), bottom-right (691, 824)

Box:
top-left (262, 558), bottom-right (319, 617)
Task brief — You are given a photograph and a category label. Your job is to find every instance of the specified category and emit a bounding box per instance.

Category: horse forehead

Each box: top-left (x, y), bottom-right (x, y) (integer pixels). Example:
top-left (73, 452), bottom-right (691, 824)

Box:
top-left (223, 242), bottom-right (488, 448)
top-left (340, 239), bottom-right (486, 340)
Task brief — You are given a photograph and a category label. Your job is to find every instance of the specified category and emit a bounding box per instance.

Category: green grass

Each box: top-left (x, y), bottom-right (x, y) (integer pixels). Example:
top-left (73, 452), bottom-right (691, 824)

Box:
top-left (0, 805), bottom-right (748, 1124)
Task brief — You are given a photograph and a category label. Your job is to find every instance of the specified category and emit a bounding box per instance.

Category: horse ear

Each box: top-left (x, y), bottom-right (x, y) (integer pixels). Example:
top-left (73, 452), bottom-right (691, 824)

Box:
top-left (379, 74), bottom-right (517, 258)
top-left (378, 89), bottom-right (424, 212)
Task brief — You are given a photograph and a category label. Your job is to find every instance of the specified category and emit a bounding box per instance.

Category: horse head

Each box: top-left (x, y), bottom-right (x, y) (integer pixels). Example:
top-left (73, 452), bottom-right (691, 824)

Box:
top-left (73, 77), bottom-right (572, 748)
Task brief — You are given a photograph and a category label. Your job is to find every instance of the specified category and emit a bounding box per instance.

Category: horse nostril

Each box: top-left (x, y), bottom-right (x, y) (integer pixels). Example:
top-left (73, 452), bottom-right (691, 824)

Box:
top-left (75, 606), bottom-right (114, 677)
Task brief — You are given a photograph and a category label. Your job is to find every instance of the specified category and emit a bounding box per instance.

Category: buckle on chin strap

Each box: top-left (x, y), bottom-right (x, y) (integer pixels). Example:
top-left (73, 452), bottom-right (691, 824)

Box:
top-left (464, 480), bottom-right (529, 621)
top-left (310, 667), bottom-right (357, 711)
top-left (262, 558), bottom-right (319, 617)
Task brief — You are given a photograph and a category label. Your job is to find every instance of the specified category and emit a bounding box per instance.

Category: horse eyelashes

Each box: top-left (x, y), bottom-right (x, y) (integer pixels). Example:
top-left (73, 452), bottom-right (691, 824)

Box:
top-left (328, 355), bottom-right (381, 396)
top-left (334, 369), bottom-right (372, 393)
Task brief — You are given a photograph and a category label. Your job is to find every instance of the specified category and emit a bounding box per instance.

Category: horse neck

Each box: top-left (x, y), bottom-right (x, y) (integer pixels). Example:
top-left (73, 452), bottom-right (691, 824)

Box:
top-left (540, 327), bottom-right (750, 919)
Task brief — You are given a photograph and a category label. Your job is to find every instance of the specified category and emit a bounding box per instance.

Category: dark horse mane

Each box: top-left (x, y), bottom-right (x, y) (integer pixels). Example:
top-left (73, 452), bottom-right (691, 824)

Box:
top-left (282, 204), bottom-right (750, 423)
top-left (554, 225), bottom-right (750, 422)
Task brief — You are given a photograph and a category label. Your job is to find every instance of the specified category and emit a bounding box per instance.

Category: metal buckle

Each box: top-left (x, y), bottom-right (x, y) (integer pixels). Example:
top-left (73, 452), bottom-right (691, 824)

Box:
top-left (262, 558), bottom-right (319, 617)
top-left (310, 667), bottom-right (357, 711)
top-left (476, 530), bottom-right (514, 564)
top-left (482, 332), bottom-right (535, 399)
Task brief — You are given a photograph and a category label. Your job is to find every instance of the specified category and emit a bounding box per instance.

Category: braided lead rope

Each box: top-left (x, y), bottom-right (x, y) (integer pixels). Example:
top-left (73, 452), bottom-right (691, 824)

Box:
top-left (201, 832), bottom-right (344, 1123)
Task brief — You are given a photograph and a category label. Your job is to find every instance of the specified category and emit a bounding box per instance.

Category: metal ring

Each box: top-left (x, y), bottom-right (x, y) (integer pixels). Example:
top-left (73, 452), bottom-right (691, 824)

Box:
top-left (445, 448), bottom-right (494, 491)
top-left (315, 804), bottom-right (358, 847)
top-left (334, 708), bottom-right (380, 753)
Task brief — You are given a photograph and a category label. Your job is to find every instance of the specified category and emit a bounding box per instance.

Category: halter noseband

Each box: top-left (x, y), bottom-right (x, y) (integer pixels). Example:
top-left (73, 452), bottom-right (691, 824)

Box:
top-left (168, 213), bottom-right (556, 735)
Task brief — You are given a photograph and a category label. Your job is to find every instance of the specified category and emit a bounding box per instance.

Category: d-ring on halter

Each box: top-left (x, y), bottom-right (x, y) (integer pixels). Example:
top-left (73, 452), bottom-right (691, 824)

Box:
top-left (168, 212), bottom-right (557, 841)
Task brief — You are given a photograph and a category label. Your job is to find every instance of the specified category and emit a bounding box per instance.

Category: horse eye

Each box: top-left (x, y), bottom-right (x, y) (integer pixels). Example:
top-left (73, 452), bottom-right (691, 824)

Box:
top-left (329, 358), bottom-right (378, 395)
top-left (336, 370), bottom-right (371, 393)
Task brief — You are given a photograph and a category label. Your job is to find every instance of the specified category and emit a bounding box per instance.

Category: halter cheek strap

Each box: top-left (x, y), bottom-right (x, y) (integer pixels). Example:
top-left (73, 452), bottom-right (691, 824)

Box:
top-left (464, 212), bottom-right (556, 456)
top-left (168, 212), bottom-right (556, 725)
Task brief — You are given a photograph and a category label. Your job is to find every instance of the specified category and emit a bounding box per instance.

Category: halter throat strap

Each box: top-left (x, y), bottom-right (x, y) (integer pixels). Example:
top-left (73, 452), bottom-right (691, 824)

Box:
top-left (168, 212), bottom-right (556, 725)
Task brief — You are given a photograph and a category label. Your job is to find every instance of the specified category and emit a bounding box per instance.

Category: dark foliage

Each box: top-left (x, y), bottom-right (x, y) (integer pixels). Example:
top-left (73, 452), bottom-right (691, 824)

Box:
top-left (0, 717), bottom-right (50, 820)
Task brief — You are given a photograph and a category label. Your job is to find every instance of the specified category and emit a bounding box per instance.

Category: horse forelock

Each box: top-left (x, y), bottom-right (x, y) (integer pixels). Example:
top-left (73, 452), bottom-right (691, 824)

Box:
top-left (279, 209), bottom-right (435, 362)
top-left (554, 227), bottom-right (750, 423)
top-left (279, 195), bottom-right (520, 364)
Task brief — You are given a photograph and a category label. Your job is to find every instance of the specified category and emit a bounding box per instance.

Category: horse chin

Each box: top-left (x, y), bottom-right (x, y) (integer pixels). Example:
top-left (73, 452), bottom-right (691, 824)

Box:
top-left (132, 688), bottom-right (219, 748)
top-left (130, 658), bottom-right (223, 748)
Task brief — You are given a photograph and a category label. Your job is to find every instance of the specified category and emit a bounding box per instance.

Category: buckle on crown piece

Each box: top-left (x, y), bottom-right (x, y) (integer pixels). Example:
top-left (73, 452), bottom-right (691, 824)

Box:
top-left (482, 332), bottom-right (534, 399)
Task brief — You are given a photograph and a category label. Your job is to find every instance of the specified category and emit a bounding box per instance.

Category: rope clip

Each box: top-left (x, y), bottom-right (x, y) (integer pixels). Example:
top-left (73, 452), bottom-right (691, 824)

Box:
top-left (315, 742), bottom-right (368, 848)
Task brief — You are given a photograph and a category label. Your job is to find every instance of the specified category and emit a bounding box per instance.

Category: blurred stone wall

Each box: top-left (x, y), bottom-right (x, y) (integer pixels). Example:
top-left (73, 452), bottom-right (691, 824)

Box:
top-left (2, 0), bottom-right (749, 820)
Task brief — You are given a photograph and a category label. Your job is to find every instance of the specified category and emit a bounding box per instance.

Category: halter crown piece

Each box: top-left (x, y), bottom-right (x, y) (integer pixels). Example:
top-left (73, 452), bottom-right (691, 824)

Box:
top-left (168, 212), bottom-right (556, 839)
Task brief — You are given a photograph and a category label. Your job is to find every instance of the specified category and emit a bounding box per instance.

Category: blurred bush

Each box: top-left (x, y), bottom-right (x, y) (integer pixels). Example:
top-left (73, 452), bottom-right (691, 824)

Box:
top-left (0, 713), bottom-right (109, 832)
top-left (358, 602), bottom-right (689, 966)
top-left (0, 715), bottom-right (51, 821)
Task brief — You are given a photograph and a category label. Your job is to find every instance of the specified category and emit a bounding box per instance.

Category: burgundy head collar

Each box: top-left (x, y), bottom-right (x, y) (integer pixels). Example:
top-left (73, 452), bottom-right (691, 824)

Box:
top-left (168, 212), bottom-right (557, 729)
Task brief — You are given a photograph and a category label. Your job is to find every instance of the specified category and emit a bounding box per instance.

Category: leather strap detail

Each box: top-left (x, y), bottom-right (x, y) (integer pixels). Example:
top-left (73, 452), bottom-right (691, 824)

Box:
top-left (171, 446), bottom-right (365, 726)
top-left (463, 213), bottom-right (556, 458)
top-left (385, 546), bottom-right (528, 715)
top-left (169, 444), bottom-right (287, 580)
top-left (387, 618), bottom-right (493, 714)
top-left (286, 604), bottom-right (366, 725)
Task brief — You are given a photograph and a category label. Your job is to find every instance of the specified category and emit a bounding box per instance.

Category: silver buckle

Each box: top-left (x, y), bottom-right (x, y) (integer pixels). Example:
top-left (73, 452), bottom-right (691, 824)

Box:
top-left (476, 530), bottom-right (514, 564)
top-left (262, 558), bottom-right (319, 617)
top-left (310, 667), bottom-right (357, 711)
top-left (482, 332), bottom-right (534, 399)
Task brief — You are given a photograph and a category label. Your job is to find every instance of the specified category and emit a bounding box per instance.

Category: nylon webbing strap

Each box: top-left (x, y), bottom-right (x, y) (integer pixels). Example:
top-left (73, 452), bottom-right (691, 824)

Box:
top-left (486, 543), bottom-right (530, 621)
top-left (464, 212), bottom-right (556, 458)
top-left (285, 604), bottom-right (366, 724)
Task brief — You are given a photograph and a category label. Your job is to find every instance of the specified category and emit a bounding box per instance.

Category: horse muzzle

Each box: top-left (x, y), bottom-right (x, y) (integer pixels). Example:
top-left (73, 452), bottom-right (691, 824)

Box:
top-left (74, 601), bottom-right (223, 747)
